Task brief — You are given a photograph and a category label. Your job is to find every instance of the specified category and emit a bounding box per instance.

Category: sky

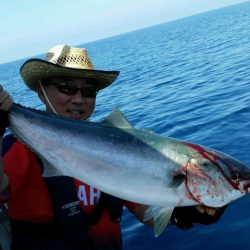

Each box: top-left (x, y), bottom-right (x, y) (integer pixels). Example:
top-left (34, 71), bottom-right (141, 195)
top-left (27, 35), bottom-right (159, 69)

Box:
top-left (0, 0), bottom-right (247, 63)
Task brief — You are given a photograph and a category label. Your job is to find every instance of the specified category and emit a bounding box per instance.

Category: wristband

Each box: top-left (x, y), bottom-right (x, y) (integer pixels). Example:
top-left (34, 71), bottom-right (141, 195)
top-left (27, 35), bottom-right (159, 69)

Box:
top-left (0, 110), bottom-right (9, 136)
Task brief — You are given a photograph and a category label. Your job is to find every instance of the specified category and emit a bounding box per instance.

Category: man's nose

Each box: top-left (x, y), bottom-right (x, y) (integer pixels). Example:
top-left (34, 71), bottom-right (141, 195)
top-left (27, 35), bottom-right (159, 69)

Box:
top-left (72, 89), bottom-right (86, 103)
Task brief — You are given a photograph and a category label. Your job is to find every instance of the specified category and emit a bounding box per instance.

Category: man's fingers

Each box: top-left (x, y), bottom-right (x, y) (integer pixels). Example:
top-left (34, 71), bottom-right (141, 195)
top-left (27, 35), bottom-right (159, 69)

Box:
top-left (196, 205), bottom-right (205, 214)
top-left (0, 93), bottom-right (13, 111)
top-left (205, 207), bottom-right (218, 216)
top-left (196, 205), bottom-right (219, 216)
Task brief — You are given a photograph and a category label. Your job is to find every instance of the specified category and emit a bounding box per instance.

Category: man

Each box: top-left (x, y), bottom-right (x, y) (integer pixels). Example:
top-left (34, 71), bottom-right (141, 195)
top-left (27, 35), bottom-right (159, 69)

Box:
top-left (0, 45), bottom-right (225, 250)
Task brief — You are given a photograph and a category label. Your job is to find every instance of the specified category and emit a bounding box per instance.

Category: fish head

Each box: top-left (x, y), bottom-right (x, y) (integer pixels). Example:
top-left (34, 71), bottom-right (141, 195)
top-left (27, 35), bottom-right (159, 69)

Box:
top-left (183, 142), bottom-right (250, 207)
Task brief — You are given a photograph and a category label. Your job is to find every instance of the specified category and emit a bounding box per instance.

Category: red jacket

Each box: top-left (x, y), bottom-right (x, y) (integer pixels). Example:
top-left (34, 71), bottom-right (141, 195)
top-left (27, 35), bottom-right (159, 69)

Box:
top-left (1, 136), bottom-right (138, 248)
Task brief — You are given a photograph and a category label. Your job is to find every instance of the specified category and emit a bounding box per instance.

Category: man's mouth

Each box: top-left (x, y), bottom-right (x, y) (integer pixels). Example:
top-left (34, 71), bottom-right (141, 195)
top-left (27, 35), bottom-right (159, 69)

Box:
top-left (68, 110), bottom-right (85, 119)
top-left (69, 110), bottom-right (84, 114)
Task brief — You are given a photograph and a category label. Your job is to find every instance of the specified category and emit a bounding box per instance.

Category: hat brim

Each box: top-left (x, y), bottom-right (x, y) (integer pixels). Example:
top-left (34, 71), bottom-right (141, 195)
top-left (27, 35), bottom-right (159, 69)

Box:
top-left (20, 59), bottom-right (120, 91)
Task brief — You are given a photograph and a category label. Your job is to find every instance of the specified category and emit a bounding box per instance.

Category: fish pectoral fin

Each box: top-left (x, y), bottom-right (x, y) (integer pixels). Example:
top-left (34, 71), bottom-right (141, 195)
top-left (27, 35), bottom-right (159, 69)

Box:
top-left (99, 108), bottom-right (134, 129)
top-left (143, 206), bottom-right (174, 237)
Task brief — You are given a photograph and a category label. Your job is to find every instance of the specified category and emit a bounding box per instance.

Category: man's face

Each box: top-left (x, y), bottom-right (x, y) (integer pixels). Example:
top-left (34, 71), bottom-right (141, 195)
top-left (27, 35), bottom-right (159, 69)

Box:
top-left (38, 77), bottom-right (97, 121)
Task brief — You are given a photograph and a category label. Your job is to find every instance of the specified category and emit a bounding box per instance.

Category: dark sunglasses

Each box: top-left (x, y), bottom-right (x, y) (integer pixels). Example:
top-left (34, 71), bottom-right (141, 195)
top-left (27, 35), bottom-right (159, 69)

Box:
top-left (52, 82), bottom-right (98, 98)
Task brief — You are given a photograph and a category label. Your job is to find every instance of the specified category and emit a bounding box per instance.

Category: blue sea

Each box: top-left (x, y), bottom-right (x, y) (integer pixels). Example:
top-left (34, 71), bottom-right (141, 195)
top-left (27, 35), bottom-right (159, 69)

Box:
top-left (1, 1), bottom-right (250, 249)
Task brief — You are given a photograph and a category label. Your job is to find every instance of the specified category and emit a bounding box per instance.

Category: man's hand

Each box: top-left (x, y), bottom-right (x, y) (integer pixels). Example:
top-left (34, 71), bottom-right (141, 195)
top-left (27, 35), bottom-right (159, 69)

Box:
top-left (171, 205), bottom-right (227, 230)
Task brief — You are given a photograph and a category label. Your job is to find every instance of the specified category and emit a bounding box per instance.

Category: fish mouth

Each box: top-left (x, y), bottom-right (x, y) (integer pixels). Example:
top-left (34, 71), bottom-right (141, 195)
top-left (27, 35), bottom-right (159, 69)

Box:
top-left (238, 179), bottom-right (250, 193)
top-left (211, 151), bottom-right (250, 193)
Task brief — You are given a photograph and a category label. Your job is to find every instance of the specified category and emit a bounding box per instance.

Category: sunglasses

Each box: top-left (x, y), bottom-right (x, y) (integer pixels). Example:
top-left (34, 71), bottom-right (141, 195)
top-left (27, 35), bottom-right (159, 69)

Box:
top-left (52, 82), bottom-right (98, 98)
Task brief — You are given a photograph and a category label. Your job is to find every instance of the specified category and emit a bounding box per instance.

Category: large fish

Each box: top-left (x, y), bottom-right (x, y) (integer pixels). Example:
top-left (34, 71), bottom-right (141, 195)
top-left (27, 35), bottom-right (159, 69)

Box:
top-left (7, 103), bottom-right (250, 236)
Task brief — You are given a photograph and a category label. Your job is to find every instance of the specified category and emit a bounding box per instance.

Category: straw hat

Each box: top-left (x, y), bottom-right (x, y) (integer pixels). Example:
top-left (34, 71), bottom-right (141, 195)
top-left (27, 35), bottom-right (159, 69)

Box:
top-left (20, 44), bottom-right (120, 91)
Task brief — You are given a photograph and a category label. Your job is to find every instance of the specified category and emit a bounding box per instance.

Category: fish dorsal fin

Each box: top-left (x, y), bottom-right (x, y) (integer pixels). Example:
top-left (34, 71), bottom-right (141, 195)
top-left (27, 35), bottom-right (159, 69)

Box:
top-left (100, 108), bottom-right (133, 129)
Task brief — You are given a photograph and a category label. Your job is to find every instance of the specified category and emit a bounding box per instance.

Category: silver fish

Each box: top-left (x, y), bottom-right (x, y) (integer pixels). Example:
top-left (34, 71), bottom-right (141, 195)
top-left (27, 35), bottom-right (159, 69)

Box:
top-left (8, 103), bottom-right (250, 236)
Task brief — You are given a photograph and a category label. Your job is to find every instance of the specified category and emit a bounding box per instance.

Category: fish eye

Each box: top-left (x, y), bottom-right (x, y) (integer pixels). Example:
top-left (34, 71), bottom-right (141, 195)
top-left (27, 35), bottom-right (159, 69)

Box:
top-left (190, 158), bottom-right (199, 168)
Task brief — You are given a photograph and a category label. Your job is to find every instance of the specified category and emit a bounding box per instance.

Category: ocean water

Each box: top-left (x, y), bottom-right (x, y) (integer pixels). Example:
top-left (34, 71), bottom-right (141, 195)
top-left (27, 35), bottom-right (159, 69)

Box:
top-left (0, 1), bottom-right (250, 249)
